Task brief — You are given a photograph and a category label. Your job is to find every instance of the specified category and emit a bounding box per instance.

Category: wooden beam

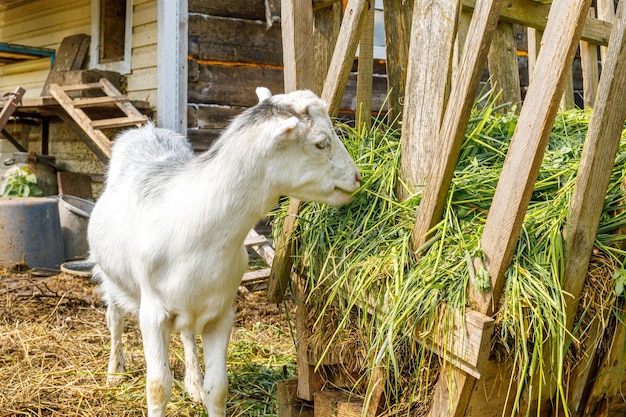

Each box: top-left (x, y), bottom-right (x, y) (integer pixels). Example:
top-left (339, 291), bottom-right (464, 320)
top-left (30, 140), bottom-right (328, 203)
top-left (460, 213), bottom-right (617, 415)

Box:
top-left (281, 0), bottom-right (315, 92)
top-left (462, 0), bottom-right (611, 46)
top-left (580, 9), bottom-right (599, 108)
top-left (487, 21), bottom-right (522, 110)
top-left (478, 0), bottom-right (593, 316)
top-left (411, 0), bottom-right (504, 250)
top-left (321, 0), bottom-right (370, 115)
top-left (398, 0), bottom-right (459, 199)
top-left (562, 0), bottom-right (626, 335)
top-left (355, 1), bottom-right (375, 129)
top-left (382, 0), bottom-right (411, 126)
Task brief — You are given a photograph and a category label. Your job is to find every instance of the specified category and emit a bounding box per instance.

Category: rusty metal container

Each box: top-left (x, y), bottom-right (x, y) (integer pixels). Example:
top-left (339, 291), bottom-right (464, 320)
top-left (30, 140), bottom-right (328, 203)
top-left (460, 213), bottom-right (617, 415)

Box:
top-left (58, 195), bottom-right (94, 260)
top-left (0, 197), bottom-right (65, 270)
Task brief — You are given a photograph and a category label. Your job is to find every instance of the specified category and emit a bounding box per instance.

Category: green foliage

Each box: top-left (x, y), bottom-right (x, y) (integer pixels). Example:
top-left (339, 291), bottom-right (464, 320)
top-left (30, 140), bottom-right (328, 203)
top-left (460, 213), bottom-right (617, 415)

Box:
top-left (0, 167), bottom-right (43, 197)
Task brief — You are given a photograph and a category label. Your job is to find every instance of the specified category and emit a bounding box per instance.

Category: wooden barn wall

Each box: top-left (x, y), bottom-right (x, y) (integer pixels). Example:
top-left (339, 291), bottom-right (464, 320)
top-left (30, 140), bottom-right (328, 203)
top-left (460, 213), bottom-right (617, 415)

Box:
top-left (0, 0), bottom-right (91, 97)
top-left (187, 0), bottom-right (283, 150)
top-left (126, 0), bottom-right (158, 107)
top-left (186, 0), bottom-right (389, 150)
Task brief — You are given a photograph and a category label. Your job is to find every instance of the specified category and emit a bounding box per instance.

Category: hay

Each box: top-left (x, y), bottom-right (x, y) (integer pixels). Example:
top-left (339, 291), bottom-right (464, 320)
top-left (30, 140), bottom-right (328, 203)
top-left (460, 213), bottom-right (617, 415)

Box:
top-left (274, 97), bottom-right (626, 414)
top-left (0, 269), bottom-right (296, 416)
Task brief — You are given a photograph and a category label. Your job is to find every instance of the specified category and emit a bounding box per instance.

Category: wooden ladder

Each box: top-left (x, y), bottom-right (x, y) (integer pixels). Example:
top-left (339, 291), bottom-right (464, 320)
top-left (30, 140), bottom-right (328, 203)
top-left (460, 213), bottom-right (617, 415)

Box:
top-left (49, 78), bottom-right (148, 161)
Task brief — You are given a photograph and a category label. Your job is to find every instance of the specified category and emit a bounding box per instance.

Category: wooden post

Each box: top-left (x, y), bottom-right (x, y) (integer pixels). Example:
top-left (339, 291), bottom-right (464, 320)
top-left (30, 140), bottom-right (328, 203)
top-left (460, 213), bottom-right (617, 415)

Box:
top-left (562, 0), bottom-right (626, 346)
top-left (382, 0), bottom-right (411, 126)
top-left (356, 1), bottom-right (375, 129)
top-left (397, 0), bottom-right (459, 200)
top-left (478, 0), bottom-right (593, 316)
top-left (321, 0), bottom-right (370, 114)
top-left (487, 21), bottom-right (522, 110)
top-left (580, 8), bottom-right (600, 108)
top-left (596, 0), bottom-right (616, 62)
top-left (411, 0), bottom-right (504, 250)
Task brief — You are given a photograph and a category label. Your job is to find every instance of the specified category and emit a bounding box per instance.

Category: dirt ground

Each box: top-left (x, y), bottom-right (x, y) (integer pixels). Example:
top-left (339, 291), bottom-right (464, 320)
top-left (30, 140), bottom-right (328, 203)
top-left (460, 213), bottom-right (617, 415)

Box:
top-left (0, 268), bottom-right (296, 416)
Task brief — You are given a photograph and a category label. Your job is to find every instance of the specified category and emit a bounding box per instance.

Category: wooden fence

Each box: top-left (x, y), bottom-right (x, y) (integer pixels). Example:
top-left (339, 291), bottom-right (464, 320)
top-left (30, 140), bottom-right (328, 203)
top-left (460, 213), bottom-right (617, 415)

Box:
top-left (271, 0), bottom-right (626, 416)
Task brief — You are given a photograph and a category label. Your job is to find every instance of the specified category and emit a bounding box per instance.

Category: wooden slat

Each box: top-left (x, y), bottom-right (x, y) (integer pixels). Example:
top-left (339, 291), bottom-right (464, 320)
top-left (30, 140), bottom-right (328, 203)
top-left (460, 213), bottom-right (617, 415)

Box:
top-left (49, 83), bottom-right (112, 160)
top-left (478, 0), bottom-right (593, 316)
top-left (382, 0), bottom-right (411, 125)
top-left (355, 2), bottom-right (374, 129)
top-left (99, 78), bottom-right (147, 119)
top-left (580, 9), bottom-right (599, 108)
top-left (72, 96), bottom-right (130, 108)
top-left (321, 0), bottom-right (369, 115)
top-left (488, 21), bottom-right (522, 110)
top-left (562, 0), bottom-right (626, 338)
top-left (462, 0), bottom-right (611, 46)
top-left (41, 34), bottom-right (90, 95)
top-left (57, 82), bottom-right (105, 92)
top-left (244, 234), bottom-right (267, 248)
top-left (412, 0), bottom-right (504, 250)
top-left (0, 86), bottom-right (24, 131)
top-left (398, 0), bottom-right (458, 199)
top-left (241, 268), bottom-right (271, 284)
top-left (90, 116), bottom-right (148, 129)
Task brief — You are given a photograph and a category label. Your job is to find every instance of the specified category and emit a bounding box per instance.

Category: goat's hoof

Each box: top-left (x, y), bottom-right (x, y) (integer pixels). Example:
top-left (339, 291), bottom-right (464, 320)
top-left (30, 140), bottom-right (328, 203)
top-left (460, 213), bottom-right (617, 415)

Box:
top-left (107, 373), bottom-right (128, 386)
top-left (184, 380), bottom-right (206, 404)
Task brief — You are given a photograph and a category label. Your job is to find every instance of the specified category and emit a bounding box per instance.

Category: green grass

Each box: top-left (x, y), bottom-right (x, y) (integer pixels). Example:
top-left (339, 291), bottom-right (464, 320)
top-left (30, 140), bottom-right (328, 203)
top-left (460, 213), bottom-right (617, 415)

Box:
top-left (273, 94), bottom-right (626, 415)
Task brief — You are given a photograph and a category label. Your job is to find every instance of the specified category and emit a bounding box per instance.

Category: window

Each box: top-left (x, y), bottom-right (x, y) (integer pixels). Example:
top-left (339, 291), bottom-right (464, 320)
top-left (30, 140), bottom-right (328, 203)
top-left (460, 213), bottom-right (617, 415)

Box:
top-left (90, 0), bottom-right (132, 74)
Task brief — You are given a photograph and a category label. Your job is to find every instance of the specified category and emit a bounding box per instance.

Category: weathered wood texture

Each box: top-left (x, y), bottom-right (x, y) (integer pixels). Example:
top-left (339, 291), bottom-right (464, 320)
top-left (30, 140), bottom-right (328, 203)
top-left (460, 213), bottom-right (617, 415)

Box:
top-left (487, 21), bottom-right (521, 109)
top-left (382, 0), bottom-right (411, 125)
top-left (412, 0), bottom-right (504, 250)
top-left (187, 0), bottom-right (284, 145)
top-left (313, 390), bottom-right (364, 417)
top-left (398, 0), bottom-right (458, 199)
top-left (479, 0), bottom-right (593, 316)
top-left (355, 2), bottom-right (375, 129)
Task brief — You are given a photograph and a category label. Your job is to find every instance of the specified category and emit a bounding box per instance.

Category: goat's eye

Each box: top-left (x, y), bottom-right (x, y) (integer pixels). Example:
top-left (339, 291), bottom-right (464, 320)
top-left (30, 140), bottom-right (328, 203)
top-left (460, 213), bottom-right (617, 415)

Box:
top-left (315, 139), bottom-right (330, 149)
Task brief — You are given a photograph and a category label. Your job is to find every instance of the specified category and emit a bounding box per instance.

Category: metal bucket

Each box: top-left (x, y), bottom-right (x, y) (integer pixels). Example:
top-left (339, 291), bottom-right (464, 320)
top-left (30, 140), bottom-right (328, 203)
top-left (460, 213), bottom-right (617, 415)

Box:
top-left (0, 197), bottom-right (65, 270)
top-left (58, 195), bottom-right (94, 261)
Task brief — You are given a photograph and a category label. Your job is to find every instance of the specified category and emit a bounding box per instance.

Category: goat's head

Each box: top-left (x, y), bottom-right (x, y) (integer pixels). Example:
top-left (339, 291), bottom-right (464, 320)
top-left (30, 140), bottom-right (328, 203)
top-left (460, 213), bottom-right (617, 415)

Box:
top-left (253, 87), bottom-right (361, 206)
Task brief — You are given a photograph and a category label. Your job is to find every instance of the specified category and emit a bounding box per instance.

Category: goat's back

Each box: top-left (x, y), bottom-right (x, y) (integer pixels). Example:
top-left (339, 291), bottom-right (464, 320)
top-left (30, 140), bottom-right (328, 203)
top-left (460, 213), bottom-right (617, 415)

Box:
top-left (105, 123), bottom-right (194, 190)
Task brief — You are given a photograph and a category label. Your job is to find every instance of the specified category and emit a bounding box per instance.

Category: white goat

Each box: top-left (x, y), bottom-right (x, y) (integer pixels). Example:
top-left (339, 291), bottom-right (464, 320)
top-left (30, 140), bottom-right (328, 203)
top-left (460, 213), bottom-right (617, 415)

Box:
top-left (87, 88), bottom-right (361, 417)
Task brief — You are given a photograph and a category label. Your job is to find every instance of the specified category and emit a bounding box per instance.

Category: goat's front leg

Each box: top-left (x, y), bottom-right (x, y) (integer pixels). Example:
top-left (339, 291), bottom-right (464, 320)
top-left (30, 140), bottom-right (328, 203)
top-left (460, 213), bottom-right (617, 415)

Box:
top-left (106, 302), bottom-right (126, 385)
top-left (181, 330), bottom-right (205, 404)
top-left (201, 310), bottom-right (234, 417)
top-left (139, 302), bottom-right (172, 417)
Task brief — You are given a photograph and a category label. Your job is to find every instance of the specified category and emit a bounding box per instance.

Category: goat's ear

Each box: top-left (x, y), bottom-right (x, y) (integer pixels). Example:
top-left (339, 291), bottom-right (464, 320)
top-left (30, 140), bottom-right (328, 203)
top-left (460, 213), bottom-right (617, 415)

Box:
top-left (273, 116), bottom-right (301, 144)
top-left (256, 87), bottom-right (272, 103)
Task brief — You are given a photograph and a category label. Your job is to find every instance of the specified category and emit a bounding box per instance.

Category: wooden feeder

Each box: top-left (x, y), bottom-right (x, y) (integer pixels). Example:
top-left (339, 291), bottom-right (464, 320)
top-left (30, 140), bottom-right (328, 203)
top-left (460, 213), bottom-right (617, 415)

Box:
top-left (271, 0), bottom-right (626, 416)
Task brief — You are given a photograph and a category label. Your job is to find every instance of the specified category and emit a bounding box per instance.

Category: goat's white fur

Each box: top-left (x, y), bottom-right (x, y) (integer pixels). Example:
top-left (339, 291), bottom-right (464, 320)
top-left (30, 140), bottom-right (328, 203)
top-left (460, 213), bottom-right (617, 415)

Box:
top-left (87, 88), bottom-right (360, 417)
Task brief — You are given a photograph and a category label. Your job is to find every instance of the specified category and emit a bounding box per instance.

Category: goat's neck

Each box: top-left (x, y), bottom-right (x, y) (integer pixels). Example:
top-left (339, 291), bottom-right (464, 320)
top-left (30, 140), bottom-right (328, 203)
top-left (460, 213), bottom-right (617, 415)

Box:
top-left (185, 137), bottom-right (277, 245)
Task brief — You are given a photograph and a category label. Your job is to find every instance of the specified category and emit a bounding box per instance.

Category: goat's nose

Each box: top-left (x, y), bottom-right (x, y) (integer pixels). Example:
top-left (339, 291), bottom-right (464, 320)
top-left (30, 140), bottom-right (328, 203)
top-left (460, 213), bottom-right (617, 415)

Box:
top-left (355, 172), bottom-right (362, 183)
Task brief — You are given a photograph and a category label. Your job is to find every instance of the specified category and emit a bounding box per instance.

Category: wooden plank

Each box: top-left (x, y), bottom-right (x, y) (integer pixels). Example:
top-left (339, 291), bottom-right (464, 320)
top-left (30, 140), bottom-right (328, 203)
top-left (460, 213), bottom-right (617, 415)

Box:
top-left (462, 0), bottom-right (611, 46)
top-left (41, 34), bottom-right (91, 95)
top-left (487, 21), bottom-right (521, 110)
top-left (189, 0), bottom-right (280, 22)
top-left (580, 9), bottom-right (599, 108)
top-left (244, 234), bottom-right (267, 248)
top-left (188, 14), bottom-right (283, 65)
top-left (0, 86), bottom-right (25, 131)
top-left (56, 171), bottom-right (93, 200)
top-left (312, 1), bottom-right (341, 94)
top-left (596, 0), bottom-right (615, 62)
top-left (49, 84), bottom-right (112, 161)
top-left (382, 0), bottom-right (411, 125)
top-left (281, 0), bottom-right (315, 92)
top-left (277, 378), bottom-right (314, 417)
top-left (99, 78), bottom-right (148, 120)
top-left (321, 0), bottom-right (369, 115)
top-left (411, 0), bottom-right (504, 250)
top-left (241, 268), bottom-right (271, 284)
top-left (398, 0), bottom-right (458, 199)
top-left (313, 390), bottom-right (364, 417)
top-left (478, 0), bottom-right (593, 316)
top-left (355, 2), bottom-right (375, 129)
top-left (90, 116), bottom-right (147, 129)
top-left (295, 275), bottom-right (323, 401)
top-left (72, 96), bottom-right (129, 108)
top-left (582, 313), bottom-right (626, 416)
top-left (562, 0), bottom-right (626, 336)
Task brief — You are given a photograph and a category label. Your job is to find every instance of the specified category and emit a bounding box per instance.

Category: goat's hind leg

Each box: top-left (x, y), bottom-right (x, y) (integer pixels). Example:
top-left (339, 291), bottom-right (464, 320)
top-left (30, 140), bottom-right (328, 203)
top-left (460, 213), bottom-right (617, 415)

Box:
top-left (106, 302), bottom-right (127, 385)
top-left (181, 330), bottom-right (205, 404)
